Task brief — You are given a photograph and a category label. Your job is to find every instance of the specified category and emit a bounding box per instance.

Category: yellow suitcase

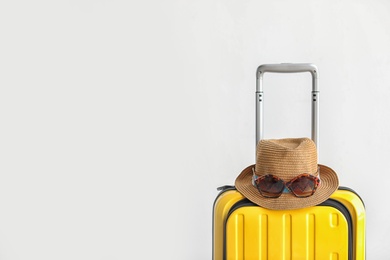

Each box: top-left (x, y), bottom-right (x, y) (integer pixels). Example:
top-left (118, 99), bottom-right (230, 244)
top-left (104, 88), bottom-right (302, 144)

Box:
top-left (212, 186), bottom-right (365, 260)
top-left (213, 64), bottom-right (366, 259)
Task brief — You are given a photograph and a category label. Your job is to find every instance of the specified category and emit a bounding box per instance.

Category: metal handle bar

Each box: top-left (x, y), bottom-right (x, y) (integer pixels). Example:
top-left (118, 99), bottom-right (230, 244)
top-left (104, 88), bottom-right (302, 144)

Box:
top-left (255, 63), bottom-right (319, 152)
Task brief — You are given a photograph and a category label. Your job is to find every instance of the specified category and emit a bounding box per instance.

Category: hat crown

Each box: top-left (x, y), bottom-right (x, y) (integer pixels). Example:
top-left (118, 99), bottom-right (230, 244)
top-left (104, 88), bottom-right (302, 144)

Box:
top-left (235, 137), bottom-right (339, 210)
top-left (255, 138), bottom-right (318, 179)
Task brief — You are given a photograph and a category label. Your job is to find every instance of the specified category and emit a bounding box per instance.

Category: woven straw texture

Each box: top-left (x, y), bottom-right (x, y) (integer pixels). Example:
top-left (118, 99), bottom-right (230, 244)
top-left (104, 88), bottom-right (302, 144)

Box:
top-left (235, 138), bottom-right (339, 210)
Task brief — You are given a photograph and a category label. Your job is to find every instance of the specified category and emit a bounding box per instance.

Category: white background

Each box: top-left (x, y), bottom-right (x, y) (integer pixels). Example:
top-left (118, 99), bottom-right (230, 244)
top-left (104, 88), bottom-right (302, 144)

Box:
top-left (0, 0), bottom-right (389, 259)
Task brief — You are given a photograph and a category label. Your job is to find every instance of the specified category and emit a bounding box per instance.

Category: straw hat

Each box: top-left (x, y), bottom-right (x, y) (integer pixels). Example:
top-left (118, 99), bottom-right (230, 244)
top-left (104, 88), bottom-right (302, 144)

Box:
top-left (235, 138), bottom-right (339, 210)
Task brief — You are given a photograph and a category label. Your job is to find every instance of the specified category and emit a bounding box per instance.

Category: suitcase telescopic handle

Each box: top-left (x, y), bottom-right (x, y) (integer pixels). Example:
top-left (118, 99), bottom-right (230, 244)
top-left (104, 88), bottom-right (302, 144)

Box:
top-left (255, 63), bottom-right (319, 151)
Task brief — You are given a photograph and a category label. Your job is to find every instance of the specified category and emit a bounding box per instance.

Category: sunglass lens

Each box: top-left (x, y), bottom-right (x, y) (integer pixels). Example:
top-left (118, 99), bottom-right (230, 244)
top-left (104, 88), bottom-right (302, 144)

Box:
top-left (289, 175), bottom-right (317, 197)
top-left (256, 175), bottom-right (284, 198)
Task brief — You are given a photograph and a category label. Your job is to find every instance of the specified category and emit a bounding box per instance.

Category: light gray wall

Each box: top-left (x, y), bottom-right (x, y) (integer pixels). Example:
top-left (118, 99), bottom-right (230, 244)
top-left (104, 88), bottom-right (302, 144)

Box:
top-left (1, 0), bottom-right (388, 259)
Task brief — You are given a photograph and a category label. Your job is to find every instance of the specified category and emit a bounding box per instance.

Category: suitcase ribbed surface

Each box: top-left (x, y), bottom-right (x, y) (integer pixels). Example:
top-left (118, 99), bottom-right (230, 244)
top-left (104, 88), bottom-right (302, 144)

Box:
top-left (225, 205), bottom-right (349, 260)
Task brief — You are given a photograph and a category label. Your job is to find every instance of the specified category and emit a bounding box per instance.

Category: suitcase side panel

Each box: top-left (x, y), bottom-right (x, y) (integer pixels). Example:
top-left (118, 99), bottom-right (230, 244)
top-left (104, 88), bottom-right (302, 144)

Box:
top-left (330, 188), bottom-right (366, 260)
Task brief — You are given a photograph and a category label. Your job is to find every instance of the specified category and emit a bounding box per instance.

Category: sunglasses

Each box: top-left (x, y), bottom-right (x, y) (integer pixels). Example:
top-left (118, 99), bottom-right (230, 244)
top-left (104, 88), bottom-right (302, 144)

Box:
top-left (252, 168), bottom-right (320, 198)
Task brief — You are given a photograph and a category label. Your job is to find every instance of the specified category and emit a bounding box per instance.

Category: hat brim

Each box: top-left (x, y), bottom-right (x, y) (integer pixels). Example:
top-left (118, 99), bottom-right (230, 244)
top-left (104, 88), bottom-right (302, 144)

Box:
top-left (235, 164), bottom-right (339, 210)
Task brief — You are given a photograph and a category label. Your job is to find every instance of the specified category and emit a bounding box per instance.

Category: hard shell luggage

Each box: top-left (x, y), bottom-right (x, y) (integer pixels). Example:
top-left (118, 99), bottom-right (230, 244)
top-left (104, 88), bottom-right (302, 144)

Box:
top-left (212, 64), bottom-right (366, 260)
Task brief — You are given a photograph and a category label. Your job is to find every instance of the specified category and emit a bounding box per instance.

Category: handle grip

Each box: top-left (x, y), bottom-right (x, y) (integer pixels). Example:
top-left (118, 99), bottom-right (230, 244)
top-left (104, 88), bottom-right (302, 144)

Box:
top-left (256, 63), bottom-right (318, 81)
top-left (255, 63), bottom-right (319, 152)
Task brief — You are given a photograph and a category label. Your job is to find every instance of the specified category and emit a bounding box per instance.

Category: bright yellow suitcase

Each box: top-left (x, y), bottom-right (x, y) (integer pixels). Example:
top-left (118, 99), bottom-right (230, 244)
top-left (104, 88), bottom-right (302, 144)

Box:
top-left (213, 64), bottom-right (366, 260)
top-left (213, 186), bottom-right (365, 260)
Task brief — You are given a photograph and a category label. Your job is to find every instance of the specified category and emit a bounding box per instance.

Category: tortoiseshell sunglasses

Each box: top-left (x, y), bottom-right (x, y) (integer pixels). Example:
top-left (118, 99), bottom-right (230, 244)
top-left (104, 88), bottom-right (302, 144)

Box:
top-left (252, 168), bottom-right (321, 198)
